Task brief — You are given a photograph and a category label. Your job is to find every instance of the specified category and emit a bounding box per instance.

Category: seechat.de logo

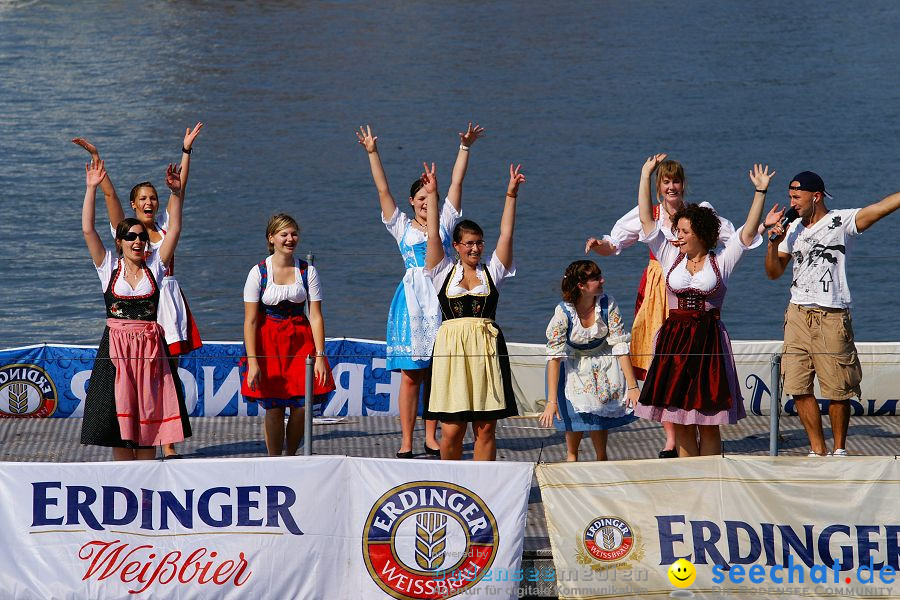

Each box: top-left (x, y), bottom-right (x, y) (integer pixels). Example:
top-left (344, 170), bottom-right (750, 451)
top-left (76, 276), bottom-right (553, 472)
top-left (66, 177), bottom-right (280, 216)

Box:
top-left (362, 481), bottom-right (498, 599)
top-left (0, 364), bottom-right (58, 417)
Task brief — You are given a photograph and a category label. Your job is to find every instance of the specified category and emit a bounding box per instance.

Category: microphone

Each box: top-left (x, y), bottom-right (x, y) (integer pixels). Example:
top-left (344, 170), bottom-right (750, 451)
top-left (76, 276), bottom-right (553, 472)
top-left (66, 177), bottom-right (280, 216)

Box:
top-left (768, 207), bottom-right (799, 242)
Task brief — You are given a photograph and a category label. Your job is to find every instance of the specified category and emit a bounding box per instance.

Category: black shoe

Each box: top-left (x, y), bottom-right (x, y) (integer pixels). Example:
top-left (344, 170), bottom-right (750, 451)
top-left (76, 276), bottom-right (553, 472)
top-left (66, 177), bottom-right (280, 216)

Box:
top-left (658, 449), bottom-right (678, 459)
top-left (396, 450), bottom-right (414, 459)
top-left (164, 453), bottom-right (183, 460)
top-left (424, 444), bottom-right (441, 457)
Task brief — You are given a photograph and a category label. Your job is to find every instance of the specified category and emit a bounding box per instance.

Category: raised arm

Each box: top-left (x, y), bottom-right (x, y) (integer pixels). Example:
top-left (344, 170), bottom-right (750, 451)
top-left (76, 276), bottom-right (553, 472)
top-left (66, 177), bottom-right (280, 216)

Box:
top-left (856, 190), bottom-right (900, 232)
top-left (742, 164), bottom-right (774, 246)
top-left (178, 122), bottom-right (203, 196)
top-left (495, 164), bottom-right (525, 270)
top-left (446, 122), bottom-right (485, 212)
top-left (82, 160), bottom-right (108, 267)
top-left (763, 202), bottom-right (791, 279)
top-left (157, 123), bottom-right (200, 264)
top-left (73, 138), bottom-right (125, 227)
top-left (423, 163), bottom-right (444, 270)
top-left (638, 154), bottom-right (667, 236)
top-left (357, 125), bottom-right (398, 220)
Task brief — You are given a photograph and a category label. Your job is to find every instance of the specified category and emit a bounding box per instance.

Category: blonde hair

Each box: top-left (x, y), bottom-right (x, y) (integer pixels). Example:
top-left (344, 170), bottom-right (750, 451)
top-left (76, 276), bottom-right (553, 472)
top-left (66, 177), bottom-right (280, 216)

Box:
top-left (655, 160), bottom-right (687, 202)
top-left (266, 213), bottom-right (300, 254)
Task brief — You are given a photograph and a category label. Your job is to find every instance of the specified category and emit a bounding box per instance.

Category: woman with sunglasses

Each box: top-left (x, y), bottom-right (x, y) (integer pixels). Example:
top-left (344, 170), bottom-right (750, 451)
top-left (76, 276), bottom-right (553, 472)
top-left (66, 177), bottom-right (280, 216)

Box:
top-left (357, 122), bottom-right (484, 459)
top-left (241, 213), bottom-right (336, 456)
top-left (73, 124), bottom-right (202, 458)
top-left (583, 157), bottom-right (757, 458)
top-left (79, 152), bottom-right (191, 460)
top-left (540, 260), bottom-right (640, 461)
top-left (422, 162), bottom-right (524, 461)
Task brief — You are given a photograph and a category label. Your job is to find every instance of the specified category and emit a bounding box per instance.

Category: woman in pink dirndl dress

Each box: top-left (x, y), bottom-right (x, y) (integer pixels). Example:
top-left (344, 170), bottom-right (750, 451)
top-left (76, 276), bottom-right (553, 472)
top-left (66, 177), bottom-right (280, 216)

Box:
top-left (79, 153), bottom-right (191, 461)
top-left (632, 155), bottom-right (771, 457)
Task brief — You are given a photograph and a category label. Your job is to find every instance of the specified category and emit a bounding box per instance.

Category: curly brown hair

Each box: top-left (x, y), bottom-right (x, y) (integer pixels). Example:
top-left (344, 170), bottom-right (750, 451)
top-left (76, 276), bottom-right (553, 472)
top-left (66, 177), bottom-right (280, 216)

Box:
top-left (561, 260), bottom-right (602, 303)
top-left (669, 203), bottom-right (720, 251)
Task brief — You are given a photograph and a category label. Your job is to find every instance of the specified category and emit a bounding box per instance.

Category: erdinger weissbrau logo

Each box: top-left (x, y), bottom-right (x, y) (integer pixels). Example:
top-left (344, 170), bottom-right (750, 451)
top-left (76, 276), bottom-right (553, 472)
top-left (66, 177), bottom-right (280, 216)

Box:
top-left (363, 481), bottom-right (499, 599)
top-left (583, 516), bottom-right (634, 563)
top-left (0, 364), bottom-right (58, 417)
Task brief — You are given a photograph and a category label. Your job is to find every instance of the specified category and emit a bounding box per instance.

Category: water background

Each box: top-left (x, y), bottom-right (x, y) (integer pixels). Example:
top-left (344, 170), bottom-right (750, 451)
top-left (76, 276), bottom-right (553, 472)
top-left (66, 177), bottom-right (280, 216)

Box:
top-left (3, 0), bottom-right (900, 347)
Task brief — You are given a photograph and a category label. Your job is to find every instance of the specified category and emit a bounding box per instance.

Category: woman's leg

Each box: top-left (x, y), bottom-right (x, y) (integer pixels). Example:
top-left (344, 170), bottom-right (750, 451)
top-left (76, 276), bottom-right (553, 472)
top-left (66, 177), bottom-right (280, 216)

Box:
top-left (424, 418), bottom-right (440, 451)
top-left (398, 369), bottom-right (425, 453)
top-left (441, 422), bottom-right (467, 460)
top-left (112, 447), bottom-right (136, 461)
top-left (285, 406), bottom-right (306, 456)
top-left (588, 430), bottom-right (609, 461)
top-left (698, 425), bottom-right (722, 456)
top-left (673, 424), bottom-right (700, 457)
top-left (135, 448), bottom-right (157, 460)
top-left (662, 421), bottom-right (677, 452)
top-left (472, 420), bottom-right (498, 461)
top-left (564, 431), bottom-right (583, 462)
top-left (264, 407), bottom-right (287, 456)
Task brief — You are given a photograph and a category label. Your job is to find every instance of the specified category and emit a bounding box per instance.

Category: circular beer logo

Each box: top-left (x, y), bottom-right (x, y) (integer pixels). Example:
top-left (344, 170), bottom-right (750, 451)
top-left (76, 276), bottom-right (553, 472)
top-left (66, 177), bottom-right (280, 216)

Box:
top-left (363, 481), bottom-right (499, 599)
top-left (0, 364), bottom-right (58, 417)
top-left (583, 516), bottom-right (634, 562)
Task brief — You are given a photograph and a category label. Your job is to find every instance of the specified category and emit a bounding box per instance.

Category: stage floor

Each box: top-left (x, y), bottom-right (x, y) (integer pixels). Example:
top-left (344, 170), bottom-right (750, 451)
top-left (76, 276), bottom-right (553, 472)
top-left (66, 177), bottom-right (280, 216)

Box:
top-left (2, 415), bottom-right (898, 598)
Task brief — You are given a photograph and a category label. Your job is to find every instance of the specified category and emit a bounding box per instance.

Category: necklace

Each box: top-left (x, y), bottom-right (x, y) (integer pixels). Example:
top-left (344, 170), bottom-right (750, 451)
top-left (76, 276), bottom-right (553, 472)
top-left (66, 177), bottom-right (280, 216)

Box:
top-left (414, 216), bottom-right (427, 229)
top-left (122, 261), bottom-right (142, 279)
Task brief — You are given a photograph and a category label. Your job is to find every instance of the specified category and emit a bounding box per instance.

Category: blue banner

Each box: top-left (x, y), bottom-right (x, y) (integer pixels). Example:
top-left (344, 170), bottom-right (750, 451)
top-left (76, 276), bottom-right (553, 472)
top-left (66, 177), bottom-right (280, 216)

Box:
top-left (0, 339), bottom-right (402, 418)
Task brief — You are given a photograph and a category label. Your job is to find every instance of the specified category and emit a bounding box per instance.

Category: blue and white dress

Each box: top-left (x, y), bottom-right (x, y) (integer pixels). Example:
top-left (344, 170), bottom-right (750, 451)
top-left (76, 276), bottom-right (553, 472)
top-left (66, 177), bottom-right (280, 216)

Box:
top-left (545, 294), bottom-right (638, 432)
top-left (383, 200), bottom-right (460, 371)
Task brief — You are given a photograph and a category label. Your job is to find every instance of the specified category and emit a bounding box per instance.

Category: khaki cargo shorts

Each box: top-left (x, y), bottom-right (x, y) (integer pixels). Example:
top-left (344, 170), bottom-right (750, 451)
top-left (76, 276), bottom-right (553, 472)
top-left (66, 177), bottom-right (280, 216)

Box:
top-left (782, 303), bottom-right (862, 400)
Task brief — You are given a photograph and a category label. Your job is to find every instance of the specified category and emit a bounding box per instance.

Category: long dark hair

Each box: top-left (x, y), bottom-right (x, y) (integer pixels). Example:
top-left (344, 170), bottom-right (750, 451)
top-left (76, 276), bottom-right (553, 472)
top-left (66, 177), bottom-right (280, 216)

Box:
top-left (114, 218), bottom-right (145, 257)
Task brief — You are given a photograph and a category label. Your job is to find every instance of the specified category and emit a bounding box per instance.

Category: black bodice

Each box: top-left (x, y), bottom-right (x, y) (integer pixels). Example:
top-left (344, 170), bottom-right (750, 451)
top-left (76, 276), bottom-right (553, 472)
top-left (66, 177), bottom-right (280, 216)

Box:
top-left (437, 263), bottom-right (500, 320)
top-left (104, 261), bottom-right (159, 321)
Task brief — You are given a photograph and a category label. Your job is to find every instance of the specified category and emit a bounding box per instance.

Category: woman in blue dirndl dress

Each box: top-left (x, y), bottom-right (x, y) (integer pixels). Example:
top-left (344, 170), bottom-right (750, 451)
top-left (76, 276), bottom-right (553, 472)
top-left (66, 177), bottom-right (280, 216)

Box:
top-left (358, 122), bottom-right (484, 458)
top-left (540, 261), bottom-right (640, 461)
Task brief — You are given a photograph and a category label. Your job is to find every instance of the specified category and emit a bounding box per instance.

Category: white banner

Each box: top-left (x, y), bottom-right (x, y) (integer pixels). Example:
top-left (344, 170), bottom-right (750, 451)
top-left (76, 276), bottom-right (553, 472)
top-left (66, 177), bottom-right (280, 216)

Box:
top-left (510, 340), bottom-right (900, 416)
top-left (0, 456), bottom-right (532, 599)
top-left (535, 456), bottom-right (900, 599)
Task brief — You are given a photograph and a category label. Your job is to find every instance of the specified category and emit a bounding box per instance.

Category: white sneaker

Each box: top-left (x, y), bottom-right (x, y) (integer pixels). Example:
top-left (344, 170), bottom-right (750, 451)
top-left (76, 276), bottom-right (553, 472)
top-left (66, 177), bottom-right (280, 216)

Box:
top-left (807, 451), bottom-right (829, 457)
top-left (832, 449), bottom-right (848, 457)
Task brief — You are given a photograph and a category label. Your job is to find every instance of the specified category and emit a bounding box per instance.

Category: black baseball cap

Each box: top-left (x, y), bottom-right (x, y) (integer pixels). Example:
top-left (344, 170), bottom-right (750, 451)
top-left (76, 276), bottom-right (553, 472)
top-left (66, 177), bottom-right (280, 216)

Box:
top-left (789, 171), bottom-right (833, 199)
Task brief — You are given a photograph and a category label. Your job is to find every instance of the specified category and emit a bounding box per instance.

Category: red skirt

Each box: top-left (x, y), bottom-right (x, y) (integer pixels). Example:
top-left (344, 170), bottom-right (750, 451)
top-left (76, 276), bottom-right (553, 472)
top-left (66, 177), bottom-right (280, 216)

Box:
top-left (241, 314), bottom-right (335, 400)
top-left (638, 309), bottom-right (734, 413)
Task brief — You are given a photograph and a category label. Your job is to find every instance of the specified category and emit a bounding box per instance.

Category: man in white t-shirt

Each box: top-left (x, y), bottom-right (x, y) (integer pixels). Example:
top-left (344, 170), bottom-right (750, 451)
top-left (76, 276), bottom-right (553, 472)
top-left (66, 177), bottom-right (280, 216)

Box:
top-left (765, 171), bottom-right (900, 456)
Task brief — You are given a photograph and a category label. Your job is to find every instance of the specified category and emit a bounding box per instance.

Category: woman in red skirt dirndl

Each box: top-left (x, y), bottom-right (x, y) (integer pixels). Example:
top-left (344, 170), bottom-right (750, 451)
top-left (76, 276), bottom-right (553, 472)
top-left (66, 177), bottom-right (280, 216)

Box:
top-left (585, 158), bottom-right (758, 458)
top-left (632, 155), bottom-right (773, 457)
top-left (242, 214), bottom-right (335, 456)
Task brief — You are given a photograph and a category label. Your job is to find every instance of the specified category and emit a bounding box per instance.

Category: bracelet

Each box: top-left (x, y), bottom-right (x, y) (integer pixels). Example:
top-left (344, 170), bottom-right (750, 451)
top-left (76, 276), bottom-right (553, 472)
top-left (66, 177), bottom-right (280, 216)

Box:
top-left (315, 351), bottom-right (325, 357)
top-left (627, 385), bottom-right (639, 391)
top-left (755, 188), bottom-right (767, 194)
top-left (459, 144), bottom-right (470, 151)
top-left (506, 191), bottom-right (517, 198)
top-left (182, 146), bottom-right (192, 155)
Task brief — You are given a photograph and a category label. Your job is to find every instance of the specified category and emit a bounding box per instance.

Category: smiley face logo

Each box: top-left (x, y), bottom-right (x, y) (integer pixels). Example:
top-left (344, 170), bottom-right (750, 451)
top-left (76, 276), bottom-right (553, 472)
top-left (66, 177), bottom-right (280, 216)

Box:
top-left (667, 558), bottom-right (696, 588)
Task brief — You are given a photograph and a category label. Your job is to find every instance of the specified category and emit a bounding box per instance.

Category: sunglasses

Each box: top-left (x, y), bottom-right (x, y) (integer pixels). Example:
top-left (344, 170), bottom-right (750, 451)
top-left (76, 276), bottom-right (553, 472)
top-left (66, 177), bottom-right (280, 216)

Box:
top-left (120, 231), bottom-right (150, 242)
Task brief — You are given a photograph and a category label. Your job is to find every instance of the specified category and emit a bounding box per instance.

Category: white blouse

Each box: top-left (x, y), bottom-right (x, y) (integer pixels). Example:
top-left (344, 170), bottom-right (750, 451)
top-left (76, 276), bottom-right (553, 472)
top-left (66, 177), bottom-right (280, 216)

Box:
top-left (425, 251), bottom-right (516, 294)
top-left (545, 295), bottom-right (631, 361)
top-left (243, 256), bottom-right (323, 305)
top-left (601, 202), bottom-right (759, 254)
top-left (95, 251), bottom-right (166, 297)
top-left (382, 199), bottom-right (460, 246)
top-left (640, 224), bottom-right (752, 290)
